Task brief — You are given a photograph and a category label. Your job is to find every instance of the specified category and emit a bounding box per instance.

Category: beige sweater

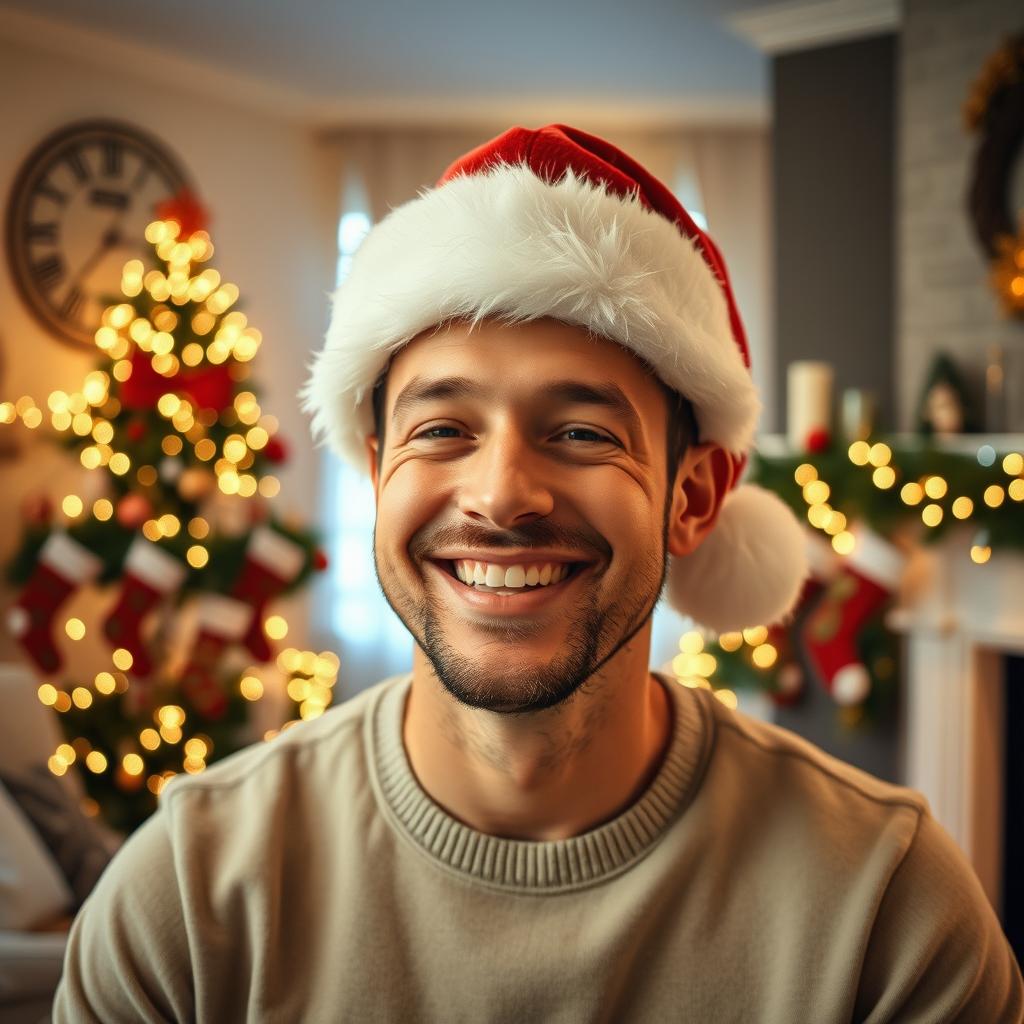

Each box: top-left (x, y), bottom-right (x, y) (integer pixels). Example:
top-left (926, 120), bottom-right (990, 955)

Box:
top-left (54, 673), bottom-right (1023, 1023)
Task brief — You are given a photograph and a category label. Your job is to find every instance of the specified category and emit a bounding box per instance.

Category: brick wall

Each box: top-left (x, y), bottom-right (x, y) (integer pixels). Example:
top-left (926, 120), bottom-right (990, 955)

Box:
top-left (899, 0), bottom-right (1024, 429)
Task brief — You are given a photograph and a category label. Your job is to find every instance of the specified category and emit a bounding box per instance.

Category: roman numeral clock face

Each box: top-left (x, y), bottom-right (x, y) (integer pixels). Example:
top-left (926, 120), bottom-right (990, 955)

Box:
top-left (5, 120), bottom-right (192, 348)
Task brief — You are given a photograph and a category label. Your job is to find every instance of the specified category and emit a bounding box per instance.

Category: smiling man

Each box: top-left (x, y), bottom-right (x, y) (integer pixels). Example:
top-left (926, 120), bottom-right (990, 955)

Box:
top-left (54, 125), bottom-right (1022, 1022)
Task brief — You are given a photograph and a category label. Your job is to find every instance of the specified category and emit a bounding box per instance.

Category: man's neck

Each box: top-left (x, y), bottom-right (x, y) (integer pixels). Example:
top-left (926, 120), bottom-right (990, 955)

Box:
top-left (402, 622), bottom-right (672, 841)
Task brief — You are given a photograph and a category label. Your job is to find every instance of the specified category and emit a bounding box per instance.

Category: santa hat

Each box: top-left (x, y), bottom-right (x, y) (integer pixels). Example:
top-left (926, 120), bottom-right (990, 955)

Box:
top-left (300, 123), bottom-right (807, 633)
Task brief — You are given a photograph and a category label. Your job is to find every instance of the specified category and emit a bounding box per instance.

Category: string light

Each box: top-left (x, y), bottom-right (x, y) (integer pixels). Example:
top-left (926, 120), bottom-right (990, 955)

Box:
top-left (984, 485), bottom-right (1005, 508)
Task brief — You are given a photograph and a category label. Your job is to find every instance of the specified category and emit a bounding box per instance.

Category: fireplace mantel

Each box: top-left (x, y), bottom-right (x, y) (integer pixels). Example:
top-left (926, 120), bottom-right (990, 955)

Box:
top-left (895, 536), bottom-right (1024, 910)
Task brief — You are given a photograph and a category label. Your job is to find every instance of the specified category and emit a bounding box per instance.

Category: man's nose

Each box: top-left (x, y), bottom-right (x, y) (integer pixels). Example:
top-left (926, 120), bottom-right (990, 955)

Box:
top-left (455, 431), bottom-right (555, 529)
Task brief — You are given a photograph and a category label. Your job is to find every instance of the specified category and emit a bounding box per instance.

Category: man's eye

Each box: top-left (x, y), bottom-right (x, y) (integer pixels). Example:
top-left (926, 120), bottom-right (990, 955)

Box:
top-left (415, 426), bottom-right (462, 440)
top-left (560, 428), bottom-right (618, 445)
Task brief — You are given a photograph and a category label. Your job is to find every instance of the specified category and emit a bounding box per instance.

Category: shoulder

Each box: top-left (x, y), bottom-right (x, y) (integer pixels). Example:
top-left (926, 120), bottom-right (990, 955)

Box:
top-left (160, 672), bottom-right (405, 815)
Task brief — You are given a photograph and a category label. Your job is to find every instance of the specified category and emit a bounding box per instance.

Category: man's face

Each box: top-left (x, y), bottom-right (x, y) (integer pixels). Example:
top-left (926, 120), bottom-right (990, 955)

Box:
top-left (368, 318), bottom-right (677, 715)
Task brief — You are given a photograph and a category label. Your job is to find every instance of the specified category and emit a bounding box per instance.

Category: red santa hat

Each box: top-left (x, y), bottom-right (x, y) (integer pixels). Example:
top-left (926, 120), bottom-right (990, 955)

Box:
top-left (301, 124), bottom-right (807, 632)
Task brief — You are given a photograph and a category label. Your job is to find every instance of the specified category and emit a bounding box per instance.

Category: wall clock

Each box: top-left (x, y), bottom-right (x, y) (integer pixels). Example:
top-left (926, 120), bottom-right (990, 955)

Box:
top-left (5, 119), bottom-right (193, 348)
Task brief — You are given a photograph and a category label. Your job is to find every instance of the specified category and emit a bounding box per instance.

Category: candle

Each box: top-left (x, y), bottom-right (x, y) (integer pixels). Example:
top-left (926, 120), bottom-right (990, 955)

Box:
top-left (787, 361), bottom-right (833, 451)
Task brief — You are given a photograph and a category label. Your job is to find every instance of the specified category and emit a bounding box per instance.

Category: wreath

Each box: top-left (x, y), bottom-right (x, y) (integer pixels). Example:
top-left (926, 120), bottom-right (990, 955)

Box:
top-left (965, 32), bottom-right (1024, 318)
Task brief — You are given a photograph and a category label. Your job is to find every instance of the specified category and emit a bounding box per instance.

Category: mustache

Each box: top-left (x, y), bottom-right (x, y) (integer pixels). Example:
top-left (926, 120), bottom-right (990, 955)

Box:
top-left (410, 520), bottom-right (611, 562)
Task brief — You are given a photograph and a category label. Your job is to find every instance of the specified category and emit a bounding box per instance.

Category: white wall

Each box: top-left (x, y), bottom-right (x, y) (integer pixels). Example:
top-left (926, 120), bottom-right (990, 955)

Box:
top-left (0, 32), bottom-right (339, 665)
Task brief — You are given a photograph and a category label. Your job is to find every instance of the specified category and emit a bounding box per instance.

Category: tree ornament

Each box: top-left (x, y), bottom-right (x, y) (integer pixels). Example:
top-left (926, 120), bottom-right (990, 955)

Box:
top-left (177, 467), bottom-right (216, 503)
top-left (115, 493), bottom-right (153, 530)
top-left (159, 457), bottom-right (184, 484)
top-left (154, 189), bottom-right (209, 237)
top-left (6, 531), bottom-right (103, 674)
top-left (126, 419), bottom-right (147, 443)
top-left (101, 537), bottom-right (187, 677)
top-left (20, 493), bottom-right (53, 525)
top-left (313, 548), bottom-right (328, 572)
top-left (178, 595), bottom-right (249, 719)
top-left (230, 527), bottom-right (307, 662)
top-left (802, 525), bottom-right (905, 706)
top-left (805, 427), bottom-right (831, 454)
top-left (263, 435), bottom-right (289, 464)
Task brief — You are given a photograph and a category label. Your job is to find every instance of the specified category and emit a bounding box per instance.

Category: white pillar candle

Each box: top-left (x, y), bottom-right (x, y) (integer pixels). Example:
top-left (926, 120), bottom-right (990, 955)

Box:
top-left (787, 361), bottom-right (833, 451)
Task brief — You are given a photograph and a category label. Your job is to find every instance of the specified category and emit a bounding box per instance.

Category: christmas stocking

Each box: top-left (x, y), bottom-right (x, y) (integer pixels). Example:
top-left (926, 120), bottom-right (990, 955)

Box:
top-left (6, 531), bottom-right (103, 674)
top-left (766, 532), bottom-right (841, 706)
top-left (178, 595), bottom-right (250, 720)
top-left (802, 525), bottom-right (905, 706)
top-left (102, 537), bottom-right (187, 677)
top-left (231, 527), bottom-right (306, 662)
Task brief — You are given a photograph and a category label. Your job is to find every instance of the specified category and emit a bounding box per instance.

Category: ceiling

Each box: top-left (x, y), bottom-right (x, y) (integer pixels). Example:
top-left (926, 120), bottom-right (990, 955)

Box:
top-left (0, 0), bottom-right (789, 125)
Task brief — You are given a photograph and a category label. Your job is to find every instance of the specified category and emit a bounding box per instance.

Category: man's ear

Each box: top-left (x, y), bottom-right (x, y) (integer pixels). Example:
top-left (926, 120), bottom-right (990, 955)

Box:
top-left (366, 435), bottom-right (380, 497)
top-left (666, 443), bottom-right (737, 558)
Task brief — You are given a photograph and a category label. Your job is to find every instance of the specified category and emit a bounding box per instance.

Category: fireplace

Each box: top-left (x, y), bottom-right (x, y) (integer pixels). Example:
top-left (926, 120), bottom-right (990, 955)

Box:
top-left (899, 538), bottom-right (1024, 948)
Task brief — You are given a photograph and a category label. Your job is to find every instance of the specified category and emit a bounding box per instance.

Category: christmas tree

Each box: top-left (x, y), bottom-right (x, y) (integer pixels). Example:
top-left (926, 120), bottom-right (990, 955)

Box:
top-left (3, 192), bottom-right (335, 834)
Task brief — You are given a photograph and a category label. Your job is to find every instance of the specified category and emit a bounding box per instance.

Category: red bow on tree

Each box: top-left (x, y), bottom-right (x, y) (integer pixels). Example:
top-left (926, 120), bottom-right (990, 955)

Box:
top-left (120, 348), bottom-right (234, 413)
top-left (154, 190), bottom-right (209, 238)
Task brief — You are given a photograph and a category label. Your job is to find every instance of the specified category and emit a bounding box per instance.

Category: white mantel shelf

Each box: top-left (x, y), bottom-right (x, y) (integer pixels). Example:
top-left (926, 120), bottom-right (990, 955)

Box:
top-left (890, 539), bottom-right (1024, 911)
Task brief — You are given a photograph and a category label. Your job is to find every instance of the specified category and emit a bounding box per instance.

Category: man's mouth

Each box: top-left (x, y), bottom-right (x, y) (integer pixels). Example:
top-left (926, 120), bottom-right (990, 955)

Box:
top-left (432, 558), bottom-right (586, 595)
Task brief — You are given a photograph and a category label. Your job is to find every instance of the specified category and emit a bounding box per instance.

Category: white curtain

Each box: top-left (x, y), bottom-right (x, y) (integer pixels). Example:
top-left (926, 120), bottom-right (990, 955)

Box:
top-left (314, 124), bottom-right (773, 695)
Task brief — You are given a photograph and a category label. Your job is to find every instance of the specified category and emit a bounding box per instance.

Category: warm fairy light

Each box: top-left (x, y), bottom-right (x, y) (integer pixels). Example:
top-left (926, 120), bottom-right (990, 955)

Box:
top-left (822, 510), bottom-right (847, 535)
top-left (803, 480), bottom-right (830, 505)
top-left (136, 465), bottom-right (158, 487)
top-left (157, 705), bottom-right (186, 728)
top-left (158, 393), bottom-right (182, 417)
top-left (223, 434), bottom-right (247, 462)
top-left (807, 503), bottom-right (831, 529)
top-left (160, 724), bottom-right (183, 744)
top-left (900, 482), bottom-right (924, 505)
top-left (62, 494), bottom-right (83, 518)
top-left (112, 647), bottom-right (134, 671)
top-left (22, 407), bottom-right (42, 428)
top-left (152, 332), bottom-right (175, 356)
top-left (984, 485), bottom-right (1005, 508)
top-left (741, 626), bottom-right (768, 646)
top-left (923, 476), bottom-right (947, 499)
top-left (751, 643), bottom-right (778, 668)
top-left (265, 615), bottom-right (288, 640)
top-left (971, 545), bottom-right (992, 564)
top-left (182, 342), bottom-right (204, 365)
top-left (72, 413), bottom-right (93, 436)
top-left (847, 440), bottom-right (870, 465)
top-left (65, 617), bottom-right (86, 641)
top-left (152, 353), bottom-right (180, 376)
top-left (109, 452), bottom-right (131, 475)
top-left (55, 743), bottom-right (76, 765)
top-left (832, 531), bottom-right (856, 555)
top-left (194, 438), bottom-right (216, 461)
top-left (38, 683), bottom-right (58, 706)
top-left (48, 756), bottom-right (68, 777)
top-left (277, 648), bottom-right (302, 673)
top-left (240, 676), bottom-right (264, 701)
top-left (85, 751), bottom-right (108, 773)
top-left (122, 754), bottom-right (144, 777)
top-left (717, 632), bottom-right (743, 652)
top-left (921, 503), bottom-right (943, 527)
top-left (142, 520), bottom-right (162, 542)
top-left (71, 687), bottom-right (93, 709)
top-left (952, 496), bottom-right (974, 519)
top-left (258, 476), bottom-right (281, 498)
top-left (92, 420), bottom-right (114, 444)
top-left (187, 545), bottom-right (209, 568)
top-left (0, 402), bottom-right (15, 423)
top-left (1009, 479), bottom-right (1024, 502)
top-left (867, 442), bottom-right (892, 467)
top-left (80, 446), bottom-right (101, 469)
top-left (1002, 453), bottom-right (1023, 476)
top-left (218, 471), bottom-right (240, 495)
top-left (713, 688), bottom-right (739, 710)
top-left (112, 360), bottom-right (133, 383)
top-left (184, 737), bottom-right (209, 759)
top-left (187, 517), bottom-right (210, 539)
top-left (51, 410), bottom-right (72, 431)
top-left (246, 426), bottom-right (269, 450)
top-left (158, 513), bottom-right (181, 537)
top-left (53, 691), bottom-right (72, 712)
top-left (94, 671), bottom-right (116, 694)
top-left (47, 390), bottom-right (69, 413)
top-left (129, 318), bottom-right (153, 345)
top-left (872, 466), bottom-right (896, 489)
top-left (140, 728), bottom-right (161, 750)
top-left (161, 435), bottom-right (184, 456)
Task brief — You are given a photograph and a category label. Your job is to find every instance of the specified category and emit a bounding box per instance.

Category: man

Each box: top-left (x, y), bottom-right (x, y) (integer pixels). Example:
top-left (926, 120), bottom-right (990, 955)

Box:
top-left (54, 125), bottom-right (1022, 1021)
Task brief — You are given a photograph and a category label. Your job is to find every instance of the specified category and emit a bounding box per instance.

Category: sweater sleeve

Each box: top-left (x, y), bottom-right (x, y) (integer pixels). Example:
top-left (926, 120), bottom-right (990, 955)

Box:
top-left (855, 808), bottom-right (1024, 1023)
top-left (52, 807), bottom-right (194, 1023)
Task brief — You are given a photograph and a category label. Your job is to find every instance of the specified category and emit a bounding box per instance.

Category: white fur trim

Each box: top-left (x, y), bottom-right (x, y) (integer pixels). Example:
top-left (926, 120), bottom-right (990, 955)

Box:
top-left (123, 536), bottom-right (187, 592)
top-left (665, 484), bottom-right (809, 633)
top-left (300, 162), bottom-right (759, 473)
top-left (247, 526), bottom-right (305, 580)
top-left (832, 664), bottom-right (871, 706)
top-left (194, 595), bottom-right (251, 639)
top-left (40, 531), bottom-right (103, 584)
top-left (847, 523), bottom-right (905, 590)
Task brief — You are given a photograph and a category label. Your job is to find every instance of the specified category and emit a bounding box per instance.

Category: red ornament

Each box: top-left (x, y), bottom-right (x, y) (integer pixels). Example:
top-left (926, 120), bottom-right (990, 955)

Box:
top-left (21, 493), bottom-right (53, 525)
top-left (313, 548), bottom-right (328, 572)
top-left (805, 427), bottom-right (831, 454)
top-left (126, 419), bottom-right (147, 442)
top-left (116, 493), bottom-right (153, 529)
top-left (154, 189), bottom-right (209, 238)
top-left (120, 347), bottom-right (235, 413)
top-left (263, 436), bottom-right (289, 464)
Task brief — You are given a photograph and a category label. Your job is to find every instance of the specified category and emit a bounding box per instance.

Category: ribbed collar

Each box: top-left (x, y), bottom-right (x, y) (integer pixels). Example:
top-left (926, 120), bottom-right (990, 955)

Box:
top-left (367, 672), bottom-right (713, 893)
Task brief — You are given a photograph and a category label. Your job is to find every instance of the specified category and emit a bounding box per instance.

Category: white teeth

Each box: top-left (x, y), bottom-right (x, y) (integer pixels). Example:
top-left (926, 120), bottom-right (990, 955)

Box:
top-left (504, 565), bottom-right (527, 588)
top-left (451, 559), bottom-right (574, 589)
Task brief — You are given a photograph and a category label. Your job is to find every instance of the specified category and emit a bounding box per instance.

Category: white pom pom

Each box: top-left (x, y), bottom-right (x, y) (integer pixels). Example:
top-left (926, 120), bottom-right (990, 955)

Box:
top-left (832, 665), bottom-right (871, 706)
top-left (665, 484), bottom-right (808, 633)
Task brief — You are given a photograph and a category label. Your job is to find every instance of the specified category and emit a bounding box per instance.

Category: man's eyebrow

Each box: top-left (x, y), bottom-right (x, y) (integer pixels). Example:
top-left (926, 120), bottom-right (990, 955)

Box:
top-left (390, 375), bottom-right (643, 435)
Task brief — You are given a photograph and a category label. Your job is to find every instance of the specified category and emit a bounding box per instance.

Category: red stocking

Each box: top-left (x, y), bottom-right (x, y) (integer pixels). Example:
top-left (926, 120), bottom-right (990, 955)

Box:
top-left (102, 537), bottom-right (187, 677)
top-left (178, 595), bottom-right (250, 720)
top-left (6, 531), bottom-right (103, 675)
top-left (231, 527), bottom-right (306, 662)
top-left (802, 525), bottom-right (904, 706)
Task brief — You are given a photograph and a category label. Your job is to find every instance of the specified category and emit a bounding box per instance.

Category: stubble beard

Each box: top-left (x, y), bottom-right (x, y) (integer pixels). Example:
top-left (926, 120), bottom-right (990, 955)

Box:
top-left (373, 521), bottom-right (669, 716)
